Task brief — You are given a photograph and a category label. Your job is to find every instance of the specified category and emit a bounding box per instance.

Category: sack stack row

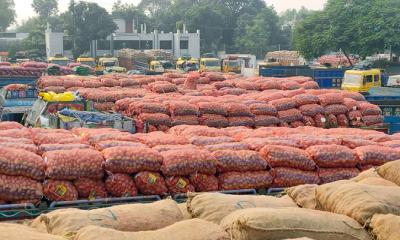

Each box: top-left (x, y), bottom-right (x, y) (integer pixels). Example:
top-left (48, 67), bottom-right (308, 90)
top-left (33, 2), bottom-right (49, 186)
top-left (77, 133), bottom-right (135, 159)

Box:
top-left (5, 160), bottom-right (399, 240)
top-left (0, 121), bottom-right (399, 205)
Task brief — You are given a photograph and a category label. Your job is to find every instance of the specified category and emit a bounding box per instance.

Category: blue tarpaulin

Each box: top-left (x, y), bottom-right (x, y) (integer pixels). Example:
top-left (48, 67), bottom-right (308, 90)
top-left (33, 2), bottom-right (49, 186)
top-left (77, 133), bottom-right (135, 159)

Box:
top-left (58, 109), bottom-right (122, 123)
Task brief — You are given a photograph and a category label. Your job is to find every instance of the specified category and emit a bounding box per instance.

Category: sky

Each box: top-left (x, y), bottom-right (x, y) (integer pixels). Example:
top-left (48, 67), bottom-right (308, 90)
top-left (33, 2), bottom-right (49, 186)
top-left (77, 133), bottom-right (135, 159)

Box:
top-left (14, 0), bottom-right (327, 25)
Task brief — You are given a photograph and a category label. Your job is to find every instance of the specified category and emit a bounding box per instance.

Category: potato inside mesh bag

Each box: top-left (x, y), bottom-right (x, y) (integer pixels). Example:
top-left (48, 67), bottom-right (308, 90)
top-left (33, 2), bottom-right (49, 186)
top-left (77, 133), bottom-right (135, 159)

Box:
top-left (152, 144), bottom-right (199, 152)
top-left (361, 115), bottom-right (384, 126)
top-left (74, 178), bottom-right (107, 199)
top-left (0, 148), bottom-right (45, 180)
top-left (226, 103), bottom-right (253, 117)
top-left (0, 136), bottom-right (33, 144)
top-left (38, 143), bottom-right (91, 154)
top-left (228, 116), bottom-right (254, 127)
top-left (243, 137), bottom-right (301, 151)
top-left (293, 94), bottom-right (319, 106)
top-left (0, 121), bottom-right (24, 130)
top-left (318, 93), bottom-right (344, 106)
top-left (254, 115), bottom-right (280, 127)
top-left (94, 141), bottom-right (146, 151)
top-left (130, 101), bottom-right (168, 115)
top-left (260, 145), bottom-right (316, 171)
top-left (139, 113), bottom-right (172, 126)
top-left (355, 146), bottom-right (400, 166)
top-left (277, 109), bottom-right (303, 123)
top-left (358, 102), bottom-right (382, 116)
top-left (165, 177), bottom-right (195, 196)
top-left (135, 171), bottom-right (168, 195)
top-left (324, 104), bottom-right (348, 115)
top-left (199, 114), bottom-right (229, 128)
top-left (249, 103), bottom-right (277, 116)
top-left (306, 145), bottom-right (357, 168)
top-left (318, 168), bottom-right (360, 184)
top-left (197, 102), bottom-right (227, 116)
top-left (33, 132), bottom-right (77, 145)
top-left (189, 173), bottom-right (218, 192)
top-left (270, 98), bottom-right (297, 111)
top-left (0, 174), bottom-right (43, 201)
top-left (43, 180), bottom-right (78, 202)
top-left (103, 146), bottom-right (163, 174)
top-left (86, 132), bottom-right (140, 145)
top-left (161, 149), bottom-right (217, 176)
top-left (218, 171), bottom-right (273, 190)
top-left (0, 142), bottom-right (37, 153)
top-left (167, 101), bottom-right (199, 116)
top-left (299, 104), bottom-right (325, 117)
top-left (341, 138), bottom-right (378, 149)
top-left (0, 128), bottom-right (32, 139)
top-left (343, 98), bottom-right (359, 111)
top-left (171, 115), bottom-right (199, 126)
top-left (290, 135), bottom-right (342, 149)
top-left (205, 142), bottom-right (251, 152)
top-left (213, 150), bottom-right (268, 173)
top-left (105, 173), bottom-right (137, 197)
top-left (140, 133), bottom-right (189, 147)
top-left (271, 167), bottom-right (320, 187)
top-left (190, 136), bottom-right (235, 146)
top-left (44, 149), bottom-right (104, 180)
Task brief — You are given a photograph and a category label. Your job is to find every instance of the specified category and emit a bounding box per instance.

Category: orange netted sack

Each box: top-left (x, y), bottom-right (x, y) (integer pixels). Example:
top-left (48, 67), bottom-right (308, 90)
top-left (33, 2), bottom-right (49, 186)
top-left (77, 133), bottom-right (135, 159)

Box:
top-left (105, 173), bottom-right (137, 197)
top-left (228, 116), bottom-right (255, 127)
top-left (213, 150), bottom-right (267, 173)
top-left (43, 180), bottom-right (78, 201)
top-left (324, 104), bottom-right (348, 115)
top-left (189, 173), bottom-right (218, 192)
top-left (160, 149), bottom-right (217, 176)
top-left (103, 147), bottom-right (163, 174)
top-left (152, 144), bottom-right (199, 153)
top-left (199, 114), bottom-right (229, 128)
top-left (318, 168), bottom-right (359, 184)
top-left (271, 168), bottom-right (320, 187)
top-left (249, 103), bottom-right (277, 116)
top-left (189, 136), bottom-right (235, 146)
top-left (318, 93), bottom-right (344, 106)
top-left (306, 145), bottom-right (358, 168)
top-left (0, 142), bottom-right (37, 153)
top-left (167, 101), bottom-right (199, 116)
top-left (0, 174), bottom-right (43, 201)
top-left (277, 109), bottom-right (303, 123)
top-left (197, 102), bottom-right (227, 116)
top-left (171, 115), bottom-right (199, 126)
top-left (132, 101), bottom-right (168, 115)
top-left (94, 141), bottom-right (146, 151)
top-left (358, 102), bottom-right (382, 116)
top-left (165, 177), bottom-right (195, 196)
top-left (74, 178), bottom-right (107, 199)
top-left (226, 103), bottom-right (253, 117)
top-left (38, 144), bottom-right (90, 154)
top-left (270, 98), bottom-right (296, 111)
top-left (139, 113), bottom-right (171, 126)
top-left (362, 115), bottom-right (384, 126)
top-left (355, 146), bottom-right (400, 166)
top-left (243, 137), bottom-right (300, 151)
top-left (140, 133), bottom-right (189, 147)
top-left (0, 121), bottom-right (23, 130)
top-left (293, 94), bottom-right (319, 106)
top-left (218, 171), bottom-right (273, 190)
top-left (260, 145), bottom-right (316, 171)
top-left (134, 171), bottom-right (168, 195)
top-left (204, 142), bottom-right (251, 152)
top-left (0, 148), bottom-right (44, 180)
top-left (44, 149), bottom-right (104, 180)
top-left (299, 104), bottom-right (325, 117)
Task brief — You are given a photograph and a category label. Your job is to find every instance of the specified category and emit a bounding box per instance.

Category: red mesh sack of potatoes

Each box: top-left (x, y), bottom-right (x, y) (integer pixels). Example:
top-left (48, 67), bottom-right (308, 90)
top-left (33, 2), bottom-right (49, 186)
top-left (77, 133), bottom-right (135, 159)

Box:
top-left (380, 140), bottom-right (400, 148)
top-left (165, 177), bottom-right (195, 196)
top-left (63, 79), bottom-right (83, 89)
top-left (343, 98), bottom-right (359, 111)
top-left (281, 81), bottom-right (301, 90)
top-left (318, 93), bottom-right (344, 106)
top-left (299, 104), bottom-right (325, 117)
top-left (94, 102), bottom-right (114, 111)
top-left (160, 149), bottom-right (217, 176)
top-left (167, 101), bottom-right (199, 116)
top-left (243, 137), bottom-right (300, 151)
top-left (0, 121), bottom-right (23, 130)
top-left (290, 121), bottom-right (305, 128)
top-left (301, 81), bottom-right (319, 89)
top-left (228, 116), bottom-right (254, 127)
top-left (306, 145), bottom-right (358, 168)
top-left (0, 148), bottom-right (44, 180)
top-left (100, 77), bottom-right (119, 87)
top-left (199, 114), bottom-right (229, 128)
top-left (293, 94), bottom-right (319, 106)
top-left (38, 143), bottom-right (90, 154)
top-left (206, 73), bottom-right (225, 82)
top-left (249, 103), bottom-right (277, 116)
top-left (355, 146), bottom-right (400, 166)
top-left (348, 110), bottom-right (362, 121)
top-left (342, 91), bottom-right (365, 101)
top-left (132, 101), bottom-right (168, 115)
top-left (44, 149), bottom-right (104, 180)
top-left (103, 147), bottom-right (163, 174)
top-left (291, 135), bottom-right (342, 149)
top-left (120, 78), bottom-right (140, 87)
top-left (86, 132), bottom-right (140, 145)
top-left (213, 150), bottom-right (268, 173)
top-left (82, 80), bottom-right (103, 88)
top-left (277, 109), bottom-right (303, 123)
top-left (135, 171), bottom-right (168, 195)
top-left (43, 180), bottom-right (78, 202)
top-left (0, 174), bottom-right (43, 201)
top-left (362, 115), bottom-right (384, 126)
top-left (218, 171), bottom-right (273, 190)
top-left (254, 115), bottom-right (280, 127)
top-left (318, 168), bottom-right (360, 184)
top-left (337, 114), bottom-right (349, 127)
top-left (341, 138), bottom-right (378, 149)
top-left (0, 142), bottom-right (37, 153)
top-left (205, 142), bottom-right (251, 152)
top-left (105, 173), bottom-right (137, 197)
top-left (171, 115), bottom-right (199, 126)
top-left (324, 104), bottom-right (348, 115)
top-left (314, 114), bottom-right (326, 128)
top-left (358, 102), bottom-right (382, 116)
top-left (303, 116), bottom-right (316, 126)
top-left (152, 144), bottom-right (199, 152)
top-left (94, 141), bottom-right (146, 151)
top-left (190, 136), bottom-right (235, 146)
top-left (270, 98), bottom-right (297, 111)
top-left (0, 128), bottom-right (31, 139)
top-left (139, 113), bottom-right (171, 126)
top-left (140, 133), bottom-right (189, 147)
top-left (197, 102), bottom-right (227, 116)
top-left (150, 82), bottom-right (178, 93)
top-left (0, 136), bottom-right (33, 144)
top-left (74, 178), bottom-right (107, 199)
top-left (33, 133), bottom-right (80, 145)
top-left (260, 145), bottom-right (316, 171)
top-left (226, 103), bottom-right (253, 117)
top-left (271, 167), bottom-right (320, 187)
top-left (189, 173), bottom-right (218, 192)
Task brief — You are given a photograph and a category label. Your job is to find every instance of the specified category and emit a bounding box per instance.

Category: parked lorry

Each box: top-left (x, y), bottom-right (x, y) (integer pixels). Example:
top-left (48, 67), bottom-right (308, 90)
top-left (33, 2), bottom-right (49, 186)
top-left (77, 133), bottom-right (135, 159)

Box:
top-left (96, 57), bottom-right (127, 75)
top-left (176, 56), bottom-right (199, 72)
top-left (222, 56), bottom-right (242, 73)
top-left (0, 85), bottom-right (37, 122)
top-left (48, 54), bottom-right (70, 66)
top-left (200, 58), bottom-right (221, 72)
top-left (76, 56), bottom-right (96, 68)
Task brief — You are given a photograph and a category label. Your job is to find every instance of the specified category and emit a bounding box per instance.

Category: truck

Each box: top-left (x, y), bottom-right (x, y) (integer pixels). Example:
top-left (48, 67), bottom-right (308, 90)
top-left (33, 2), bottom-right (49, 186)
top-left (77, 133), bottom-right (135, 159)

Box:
top-left (76, 56), bottom-right (96, 68)
top-left (48, 54), bottom-right (71, 66)
top-left (199, 58), bottom-right (221, 72)
top-left (96, 57), bottom-right (127, 75)
top-left (222, 56), bottom-right (242, 73)
top-left (176, 56), bottom-right (199, 72)
top-left (0, 85), bottom-right (37, 122)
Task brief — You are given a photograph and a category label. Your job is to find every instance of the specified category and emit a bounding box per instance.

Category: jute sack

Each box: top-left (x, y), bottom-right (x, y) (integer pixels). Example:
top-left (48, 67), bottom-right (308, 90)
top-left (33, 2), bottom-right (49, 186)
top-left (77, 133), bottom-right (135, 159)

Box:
top-left (377, 160), bottom-right (400, 186)
top-left (370, 214), bottom-right (400, 240)
top-left (285, 184), bottom-right (318, 209)
top-left (220, 207), bottom-right (371, 240)
top-left (316, 180), bottom-right (400, 225)
top-left (351, 168), bottom-right (379, 182)
top-left (0, 223), bottom-right (66, 240)
top-left (178, 202), bottom-right (191, 220)
top-left (30, 199), bottom-right (183, 238)
top-left (74, 219), bottom-right (229, 240)
top-left (357, 177), bottom-right (397, 187)
top-left (187, 192), bottom-right (297, 224)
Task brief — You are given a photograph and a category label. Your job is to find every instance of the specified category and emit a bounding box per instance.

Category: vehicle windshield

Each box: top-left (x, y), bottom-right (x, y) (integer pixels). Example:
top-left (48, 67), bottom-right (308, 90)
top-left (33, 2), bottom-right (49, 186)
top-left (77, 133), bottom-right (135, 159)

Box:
top-left (80, 61), bottom-right (96, 67)
top-left (228, 61), bottom-right (239, 67)
top-left (103, 61), bottom-right (116, 67)
top-left (343, 73), bottom-right (363, 86)
top-left (51, 60), bottom-right (69, 66)
top-left (205, 60), bottom-right (220, 67)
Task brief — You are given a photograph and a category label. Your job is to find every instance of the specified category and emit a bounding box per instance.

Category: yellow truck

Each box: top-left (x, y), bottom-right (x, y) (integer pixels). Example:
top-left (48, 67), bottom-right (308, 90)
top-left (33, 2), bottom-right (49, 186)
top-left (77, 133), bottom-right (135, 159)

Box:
top-left (96, 57), bottom-right (126, 74)
top-left (176, 57), bottom-right (199, 72)
top-left (222, 56), bottom-right (241, 73)
top-left (148, 60), bottom-right (165, 74)
top-left (341, 69), bottom-right (382, 93)
top-left (199, 58), bottom-right (221, 72)
top-left (48, 55), bottom-right (70, 66)
top-left (76, 56), bottom-right (96, 68)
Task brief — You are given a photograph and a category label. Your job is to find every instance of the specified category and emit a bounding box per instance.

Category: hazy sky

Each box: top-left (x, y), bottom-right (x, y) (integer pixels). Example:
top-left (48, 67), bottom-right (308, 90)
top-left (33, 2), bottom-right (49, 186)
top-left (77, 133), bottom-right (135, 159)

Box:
top-left (14, 0), bottom-right (327, 24)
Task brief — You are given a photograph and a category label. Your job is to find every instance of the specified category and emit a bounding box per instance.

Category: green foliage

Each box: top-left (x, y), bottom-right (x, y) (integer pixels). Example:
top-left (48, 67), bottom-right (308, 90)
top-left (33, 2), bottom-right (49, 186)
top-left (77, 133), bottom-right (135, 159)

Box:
top-left (31, 0), bottom-right (58, 20)
top-left (0, 0), bottom-right (16, 31)
top-left (112, 0), bottom-right (150, 29)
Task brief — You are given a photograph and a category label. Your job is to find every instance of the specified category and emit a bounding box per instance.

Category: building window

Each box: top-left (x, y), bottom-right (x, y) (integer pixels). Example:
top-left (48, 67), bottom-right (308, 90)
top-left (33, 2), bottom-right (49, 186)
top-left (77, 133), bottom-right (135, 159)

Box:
top-left (160, 40), bottom-right (172, 49)
top-left (180, 40), bottom-right (189, 50)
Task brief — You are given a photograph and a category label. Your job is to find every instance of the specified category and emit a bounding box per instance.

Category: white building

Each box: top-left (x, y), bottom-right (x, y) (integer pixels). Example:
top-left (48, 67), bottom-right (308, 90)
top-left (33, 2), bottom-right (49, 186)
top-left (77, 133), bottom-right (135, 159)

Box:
top-left (46, 18), bottom-right (201, 59)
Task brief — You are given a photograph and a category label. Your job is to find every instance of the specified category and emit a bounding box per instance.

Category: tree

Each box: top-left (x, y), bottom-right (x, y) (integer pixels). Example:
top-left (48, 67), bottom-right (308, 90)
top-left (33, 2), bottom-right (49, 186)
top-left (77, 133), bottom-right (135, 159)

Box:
top-left (0, 0), bottom-right (16, 31)
top-left (31, 0), bottom-right (58, 20)
top-left (112, 0), bottom-right (150, 31)
top-left (64, 1), bottom-right (117, 58)
top-left (234, 7), bottom-right (285, 58)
